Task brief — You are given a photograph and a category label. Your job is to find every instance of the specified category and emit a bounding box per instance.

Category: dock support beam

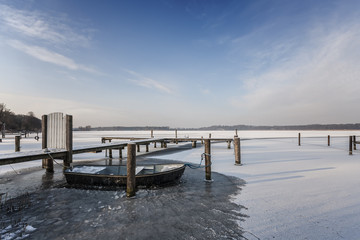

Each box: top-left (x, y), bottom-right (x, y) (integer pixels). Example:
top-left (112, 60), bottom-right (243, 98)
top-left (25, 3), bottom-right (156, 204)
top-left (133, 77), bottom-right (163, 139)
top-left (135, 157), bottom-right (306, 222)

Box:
top-left (204, 139), bottom-right (212, 182)
top-left (119, 147), bottom-right (123, 159)
top-left (349, 136), bottom-right (353, 155)
top-left (127, 143), bottom-right (136, 198)
top-left (234, 137), bottom-right (241, 165)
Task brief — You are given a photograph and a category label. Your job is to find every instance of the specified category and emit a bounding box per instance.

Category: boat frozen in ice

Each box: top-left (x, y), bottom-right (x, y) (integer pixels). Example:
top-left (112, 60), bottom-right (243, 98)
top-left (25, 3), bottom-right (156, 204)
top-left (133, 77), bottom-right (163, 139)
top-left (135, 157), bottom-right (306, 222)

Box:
top-left (64, 163), bottom-right (186, 187)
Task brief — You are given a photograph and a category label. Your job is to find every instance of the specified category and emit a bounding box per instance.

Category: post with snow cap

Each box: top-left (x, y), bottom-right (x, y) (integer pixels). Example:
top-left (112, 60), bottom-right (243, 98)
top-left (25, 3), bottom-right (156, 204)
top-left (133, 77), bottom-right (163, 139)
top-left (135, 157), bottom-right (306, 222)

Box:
top-left (127, 143), bottom-right (136, 197)
top-left (298, 133), bottom-right (301, 146)
top-left (349, 136), bottom-right (353, 155)
top-left (204, 139), bottom-right (212, 182)
top-left (234, 136), bottom-right (241, 165)
top-left (15, 135), bottom-right (21, 152)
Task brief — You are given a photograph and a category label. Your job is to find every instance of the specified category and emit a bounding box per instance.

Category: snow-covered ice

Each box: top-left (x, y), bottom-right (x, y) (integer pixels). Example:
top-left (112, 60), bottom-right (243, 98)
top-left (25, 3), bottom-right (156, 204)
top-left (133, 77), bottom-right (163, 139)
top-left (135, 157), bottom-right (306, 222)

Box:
top-left (150, 132), bottom-right (360, 239)
top-left (1, 130), bottom-right (360, 239)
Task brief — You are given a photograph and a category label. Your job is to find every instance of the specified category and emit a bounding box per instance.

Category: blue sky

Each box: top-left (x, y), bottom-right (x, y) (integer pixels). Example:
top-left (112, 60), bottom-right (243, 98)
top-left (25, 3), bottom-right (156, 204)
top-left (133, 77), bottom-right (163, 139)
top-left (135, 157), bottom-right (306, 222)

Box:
top-left (1, 0), bottom-right (360, 128)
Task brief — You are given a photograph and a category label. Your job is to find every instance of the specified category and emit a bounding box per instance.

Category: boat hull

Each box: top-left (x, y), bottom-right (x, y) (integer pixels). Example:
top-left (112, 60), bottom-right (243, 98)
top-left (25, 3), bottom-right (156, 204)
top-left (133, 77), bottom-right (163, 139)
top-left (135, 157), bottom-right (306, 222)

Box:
top-left (64, 164), bottom-right (186, 187)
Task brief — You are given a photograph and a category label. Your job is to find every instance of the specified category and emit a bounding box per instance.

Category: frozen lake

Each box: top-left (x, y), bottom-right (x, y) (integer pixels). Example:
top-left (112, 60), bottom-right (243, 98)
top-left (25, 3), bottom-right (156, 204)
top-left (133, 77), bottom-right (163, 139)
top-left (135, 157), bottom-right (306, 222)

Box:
top-left (1, 130), bottom-right (360, 239)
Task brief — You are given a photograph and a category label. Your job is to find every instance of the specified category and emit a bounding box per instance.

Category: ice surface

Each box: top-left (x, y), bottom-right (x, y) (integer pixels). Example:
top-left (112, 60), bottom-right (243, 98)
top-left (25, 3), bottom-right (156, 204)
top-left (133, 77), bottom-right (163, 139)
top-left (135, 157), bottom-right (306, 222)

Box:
top-left (2, 130), bottom-right (360, 239)
top-left (150, 133), bottom-right (360, 239)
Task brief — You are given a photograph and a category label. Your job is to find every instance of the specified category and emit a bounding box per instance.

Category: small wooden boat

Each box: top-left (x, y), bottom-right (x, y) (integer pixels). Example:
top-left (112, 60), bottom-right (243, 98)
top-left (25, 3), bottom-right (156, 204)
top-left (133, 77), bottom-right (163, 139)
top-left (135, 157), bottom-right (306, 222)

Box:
top-left (64, 163), bottom-right (185, 187)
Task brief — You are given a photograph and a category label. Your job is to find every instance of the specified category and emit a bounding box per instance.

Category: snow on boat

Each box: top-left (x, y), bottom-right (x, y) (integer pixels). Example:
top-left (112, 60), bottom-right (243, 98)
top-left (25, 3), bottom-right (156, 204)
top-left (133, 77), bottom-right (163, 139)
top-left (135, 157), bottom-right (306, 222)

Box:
top-left (64, 163), bottom-right (186, 187)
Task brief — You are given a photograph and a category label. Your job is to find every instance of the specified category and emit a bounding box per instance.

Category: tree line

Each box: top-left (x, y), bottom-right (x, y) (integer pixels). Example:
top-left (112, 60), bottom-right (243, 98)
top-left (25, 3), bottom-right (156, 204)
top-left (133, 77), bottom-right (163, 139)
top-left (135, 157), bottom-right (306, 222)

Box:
top-left (0, 103), bottom-right (41, 133)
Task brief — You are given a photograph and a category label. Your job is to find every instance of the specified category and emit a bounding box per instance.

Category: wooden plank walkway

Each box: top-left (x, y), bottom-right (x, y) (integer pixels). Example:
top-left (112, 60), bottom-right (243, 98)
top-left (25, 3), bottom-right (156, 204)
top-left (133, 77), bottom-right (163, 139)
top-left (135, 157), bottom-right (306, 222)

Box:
top-left (0, 137), bottom-right (237, 166)
top-left (0, 138), bottom-right (166, 166)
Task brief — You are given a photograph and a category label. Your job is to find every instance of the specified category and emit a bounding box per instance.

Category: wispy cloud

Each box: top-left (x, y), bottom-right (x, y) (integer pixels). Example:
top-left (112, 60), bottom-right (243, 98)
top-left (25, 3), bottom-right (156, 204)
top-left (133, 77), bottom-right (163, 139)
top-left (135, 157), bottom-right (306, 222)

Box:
top-left (230, 20), bottom-right (360, 124)
top-left (125, 69), bottom-right (174, 94)
top-left (0, 3), bottom-right (90, 46)
top-left (8, 39), bottom-right (97, 73)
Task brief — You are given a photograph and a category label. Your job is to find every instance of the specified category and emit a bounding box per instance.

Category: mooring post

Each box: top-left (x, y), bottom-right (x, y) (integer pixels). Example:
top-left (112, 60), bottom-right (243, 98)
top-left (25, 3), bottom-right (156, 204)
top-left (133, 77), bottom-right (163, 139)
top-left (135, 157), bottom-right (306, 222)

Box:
top-left (64, 115), bottom-right (73, 168)
top-left (354, 136), bottom-right (357, 150)
top-left (298, 133), bottom-right (301, 146)
top-left (204, 139), bottom-right (212, 181)
top-left (41, 115), bottom-right (53, 172)
top-left (15, 135), bottom-right (21, 152)
top-left (127, 143), bottom-right (136, 197)
top-left (349, 136), bottom-right (353, 155)
top-left (108, 139), bottom-right (113, 158)
top-left (227, 140), bottom-right (231, 149)
top-left (175, 129), bottom-right (178, 144)
top-left (234, 137), bottom-right (241, 165)
top-left (328, 135), bottom-right (330, 146)
top-left (192, 141), bottom-right (197, 148)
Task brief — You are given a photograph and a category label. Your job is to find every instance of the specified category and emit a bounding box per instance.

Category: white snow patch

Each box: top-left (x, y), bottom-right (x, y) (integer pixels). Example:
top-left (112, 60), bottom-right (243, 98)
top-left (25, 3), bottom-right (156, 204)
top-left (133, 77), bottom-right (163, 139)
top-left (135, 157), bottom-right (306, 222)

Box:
top-left (70, 166), bottom-right (106, 174)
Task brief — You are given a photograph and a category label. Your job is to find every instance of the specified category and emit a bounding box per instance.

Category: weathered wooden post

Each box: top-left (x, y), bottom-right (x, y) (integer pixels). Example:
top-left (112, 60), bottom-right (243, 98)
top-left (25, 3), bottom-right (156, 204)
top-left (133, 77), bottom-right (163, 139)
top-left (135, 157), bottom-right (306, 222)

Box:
top-left (328, 135), bottom-right (330, 146)
top-left (154, 142), bottom-right (157, 148)
top-left (108, 140), bottom-right (113, 158)
top-left (235, 129), bottom-right (238, 137)
top-left (353, 136), bottom-right (357, 150)
top-left (192, 141), bottom-right (197, 148)
top-left (209, 133), bottom-right (211, 139)
top-left (164, 142), bottom-right (167, 148)
top-left (151, 130), bottom-right (154, 138)
top-left (127, 143), bottom-right (136, 197)
top-left (64, 115), bottom-right (73, 168)
top-left (349, 136), bottom-right (353, 155)
top-left (204, 139), bottom-right (212, 181)
top-left (298, 133), bottom-right (301, 146)
top-left (175, 129), bottom-right (178, 144)
top-left (137, 144), bottom-right (140, 152)
top-left (41, 115), bottom-right (53, 172)
top-left (15, 135), bottom-right (21, 152)
top-left (227, 140), bottom-right (231, 149)
top-left (234, 137), bottom-right (241, 165)
top-left (161, 142), bottom-right (164, 148)
top-left (201, 136), bottom-right (204, 145)
top-left (146, 144), bottom-right (149, 152)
